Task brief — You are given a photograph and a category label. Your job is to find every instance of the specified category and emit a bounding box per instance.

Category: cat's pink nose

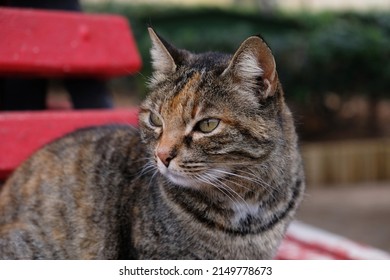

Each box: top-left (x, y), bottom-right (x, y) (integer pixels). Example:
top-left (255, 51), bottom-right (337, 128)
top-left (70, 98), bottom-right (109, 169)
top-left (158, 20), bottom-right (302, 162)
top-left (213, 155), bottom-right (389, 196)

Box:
top-left (157, 148), bottom-right (176, 167)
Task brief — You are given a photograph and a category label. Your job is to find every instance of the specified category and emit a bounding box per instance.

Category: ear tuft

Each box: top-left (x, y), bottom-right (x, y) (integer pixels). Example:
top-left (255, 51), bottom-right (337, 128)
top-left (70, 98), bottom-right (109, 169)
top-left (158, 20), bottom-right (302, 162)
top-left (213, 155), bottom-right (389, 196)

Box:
top-left (235, 51), bottom-right (264, 84)
top-left (223, 36), bottom-right (278, 98)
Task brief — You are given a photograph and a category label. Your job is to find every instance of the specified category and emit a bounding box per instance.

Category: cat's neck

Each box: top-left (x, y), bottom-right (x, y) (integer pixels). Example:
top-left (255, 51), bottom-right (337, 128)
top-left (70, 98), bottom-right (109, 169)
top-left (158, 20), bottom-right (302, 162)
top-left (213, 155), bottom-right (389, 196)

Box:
top-left (155, 168), bottom-right (292, 236)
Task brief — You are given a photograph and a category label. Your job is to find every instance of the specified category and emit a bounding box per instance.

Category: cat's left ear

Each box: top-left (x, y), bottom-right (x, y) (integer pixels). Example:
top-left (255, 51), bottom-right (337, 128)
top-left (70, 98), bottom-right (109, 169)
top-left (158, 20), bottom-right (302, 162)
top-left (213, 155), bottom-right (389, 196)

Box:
top-left (148, 28), bottom-right (191, 77)
top-left (148, 28), bottom-right (177, 75)
top-left (223, 36), bottom-right (278, 98)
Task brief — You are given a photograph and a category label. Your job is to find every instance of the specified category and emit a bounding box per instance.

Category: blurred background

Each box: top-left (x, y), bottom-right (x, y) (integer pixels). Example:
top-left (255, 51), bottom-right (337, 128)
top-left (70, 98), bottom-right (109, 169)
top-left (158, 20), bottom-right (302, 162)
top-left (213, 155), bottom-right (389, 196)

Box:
top-left (52, 0), bottom-right (389, 252)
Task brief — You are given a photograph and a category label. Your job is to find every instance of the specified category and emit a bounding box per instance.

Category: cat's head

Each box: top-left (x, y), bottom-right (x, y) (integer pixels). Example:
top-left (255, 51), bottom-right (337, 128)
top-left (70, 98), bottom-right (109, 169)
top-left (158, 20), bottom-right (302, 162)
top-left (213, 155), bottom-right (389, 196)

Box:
top-left (139, 28), bottom-right (284, 189)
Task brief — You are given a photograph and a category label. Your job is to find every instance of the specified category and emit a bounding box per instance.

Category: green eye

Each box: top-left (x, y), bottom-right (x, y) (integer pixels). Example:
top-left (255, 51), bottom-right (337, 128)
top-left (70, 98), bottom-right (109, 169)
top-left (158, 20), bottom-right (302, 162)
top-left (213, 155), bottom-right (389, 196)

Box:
top-left (197, 118), bottom-right (220, 133)
top-left (149, 112), bottom-right (163, 127)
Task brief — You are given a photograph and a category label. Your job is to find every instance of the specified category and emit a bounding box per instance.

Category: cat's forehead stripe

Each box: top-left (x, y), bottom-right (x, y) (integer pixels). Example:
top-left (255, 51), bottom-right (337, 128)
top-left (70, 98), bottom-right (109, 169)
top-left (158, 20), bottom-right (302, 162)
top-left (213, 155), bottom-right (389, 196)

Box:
top-left (162, 71), bottom-right (202, 117)
top-left (173, 71), bottom-right (201, 104)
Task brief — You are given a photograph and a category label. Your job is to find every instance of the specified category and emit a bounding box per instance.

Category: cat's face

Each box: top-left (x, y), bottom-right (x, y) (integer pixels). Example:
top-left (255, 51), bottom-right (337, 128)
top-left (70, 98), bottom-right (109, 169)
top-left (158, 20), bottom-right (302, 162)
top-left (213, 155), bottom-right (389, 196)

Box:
top-left (139, 28), bottom-right (281, 189)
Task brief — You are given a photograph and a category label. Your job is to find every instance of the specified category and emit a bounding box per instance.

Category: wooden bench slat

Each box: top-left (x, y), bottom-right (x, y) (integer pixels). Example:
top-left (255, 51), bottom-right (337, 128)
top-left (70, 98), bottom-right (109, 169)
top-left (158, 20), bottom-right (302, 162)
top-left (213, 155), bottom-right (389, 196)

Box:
top-left (0, 109), bottom-right (139, 179)
top-left (0, 8), bottom-right (142, 78)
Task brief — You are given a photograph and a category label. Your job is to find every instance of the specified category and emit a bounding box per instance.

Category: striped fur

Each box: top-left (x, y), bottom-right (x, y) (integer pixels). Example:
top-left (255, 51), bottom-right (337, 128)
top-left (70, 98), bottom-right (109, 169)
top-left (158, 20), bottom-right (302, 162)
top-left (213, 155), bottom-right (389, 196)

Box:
top-left (0, 28), bottom-right (304, 259)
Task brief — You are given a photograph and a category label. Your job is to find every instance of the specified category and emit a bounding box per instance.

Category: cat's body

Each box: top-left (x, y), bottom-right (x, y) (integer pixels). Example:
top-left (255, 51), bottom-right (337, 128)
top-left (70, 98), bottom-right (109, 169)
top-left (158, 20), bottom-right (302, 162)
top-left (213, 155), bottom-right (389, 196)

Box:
top-left (0, 29), bottom-right (304, 259)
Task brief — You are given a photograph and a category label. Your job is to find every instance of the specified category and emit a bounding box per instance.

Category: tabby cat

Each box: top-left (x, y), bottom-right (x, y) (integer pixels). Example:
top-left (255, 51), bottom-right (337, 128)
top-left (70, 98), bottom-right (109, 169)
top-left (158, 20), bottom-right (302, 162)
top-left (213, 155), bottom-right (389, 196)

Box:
top-left (0, 28), bottom-right (304, 259)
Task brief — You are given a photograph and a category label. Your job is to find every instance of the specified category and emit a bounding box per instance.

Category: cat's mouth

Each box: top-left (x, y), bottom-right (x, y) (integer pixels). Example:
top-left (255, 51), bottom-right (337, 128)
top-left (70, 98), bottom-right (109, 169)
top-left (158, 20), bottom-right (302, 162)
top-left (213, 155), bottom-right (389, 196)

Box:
top-left (157, 163), bottom-right (198, 187)
top-left (165, 171), bottom-right (197, 187)
top-left (156, 159), bottom-right (220, 188)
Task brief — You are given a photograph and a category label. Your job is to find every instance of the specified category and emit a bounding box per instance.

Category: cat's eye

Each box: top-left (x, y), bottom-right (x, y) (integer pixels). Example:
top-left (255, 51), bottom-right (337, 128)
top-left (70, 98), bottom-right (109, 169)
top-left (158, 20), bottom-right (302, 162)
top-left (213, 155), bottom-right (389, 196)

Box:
top-left (149, 112), bottom-right (163, 127)
top-left (196, 118), bottom-right (220, 133)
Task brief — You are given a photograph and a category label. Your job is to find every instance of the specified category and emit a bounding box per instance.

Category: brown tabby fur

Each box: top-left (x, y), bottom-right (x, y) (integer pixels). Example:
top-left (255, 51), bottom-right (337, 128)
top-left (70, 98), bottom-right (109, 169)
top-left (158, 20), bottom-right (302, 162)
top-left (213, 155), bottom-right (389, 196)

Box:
top-left (0, 28), bottom-right (305, 259)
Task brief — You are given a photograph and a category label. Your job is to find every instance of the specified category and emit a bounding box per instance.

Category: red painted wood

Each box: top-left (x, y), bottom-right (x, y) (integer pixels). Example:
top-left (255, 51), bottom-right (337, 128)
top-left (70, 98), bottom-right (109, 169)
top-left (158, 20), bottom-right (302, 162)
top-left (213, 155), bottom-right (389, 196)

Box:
top-left (0, 7), bottom-right (142, 78)
top-left (0, 109), bottom-right (139, 179)
top-left (276, 221), bottom-right (390, 260)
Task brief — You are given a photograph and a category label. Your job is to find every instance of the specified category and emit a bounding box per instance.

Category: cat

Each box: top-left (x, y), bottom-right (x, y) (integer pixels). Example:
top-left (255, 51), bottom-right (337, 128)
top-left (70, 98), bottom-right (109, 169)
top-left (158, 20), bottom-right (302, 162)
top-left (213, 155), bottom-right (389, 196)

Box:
top-left (0, 28), bottom-right (305, 260)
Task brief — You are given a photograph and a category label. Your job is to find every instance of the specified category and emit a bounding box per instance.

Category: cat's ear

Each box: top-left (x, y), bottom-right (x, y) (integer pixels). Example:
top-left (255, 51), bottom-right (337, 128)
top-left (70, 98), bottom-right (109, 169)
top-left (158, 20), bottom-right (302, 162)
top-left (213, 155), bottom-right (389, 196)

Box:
top-left (223, 36), bottom-right (278, 98)
top-left (148, 27), bottom-right (177, 75)
top-left (148, 27), bottom-right (192, 78)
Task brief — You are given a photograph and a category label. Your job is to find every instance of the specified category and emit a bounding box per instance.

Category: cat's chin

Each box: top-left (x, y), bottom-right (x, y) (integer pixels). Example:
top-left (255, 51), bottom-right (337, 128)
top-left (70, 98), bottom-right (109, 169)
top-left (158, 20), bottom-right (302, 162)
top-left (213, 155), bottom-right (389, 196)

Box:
top-left (156, 159), bottom-right (196, 188)
top-left (165, 172), bottom-right (198, 188)
top-left (158, 165), bottom-right (200, 188)
top-left (157, 159), bottom-right (224, 188)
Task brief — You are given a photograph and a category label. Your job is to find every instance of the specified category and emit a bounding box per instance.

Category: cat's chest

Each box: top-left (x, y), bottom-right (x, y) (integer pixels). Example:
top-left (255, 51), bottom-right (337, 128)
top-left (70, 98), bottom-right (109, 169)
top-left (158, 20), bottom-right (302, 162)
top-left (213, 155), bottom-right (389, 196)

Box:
top-left (131, 205), bottom-right (283, 259)
top-left (133, 225), bottom-right (279, 259)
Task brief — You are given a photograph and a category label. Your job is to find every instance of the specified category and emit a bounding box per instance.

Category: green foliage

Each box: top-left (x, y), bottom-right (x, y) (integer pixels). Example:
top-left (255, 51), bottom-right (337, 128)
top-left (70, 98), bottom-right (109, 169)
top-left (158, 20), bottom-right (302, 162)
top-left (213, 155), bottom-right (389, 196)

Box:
top-left (86, 4), bottom-right (390, 101)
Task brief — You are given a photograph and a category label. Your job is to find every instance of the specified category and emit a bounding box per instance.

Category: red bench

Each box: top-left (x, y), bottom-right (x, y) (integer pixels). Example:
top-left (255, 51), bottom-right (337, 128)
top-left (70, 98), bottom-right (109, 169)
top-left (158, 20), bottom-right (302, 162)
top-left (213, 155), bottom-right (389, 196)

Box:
top-left (0, 109), bottom-right (139, 179)
top-left (0, 7), bottom-right (141, 78)
top-left (0, 7), bottom-right (142, 179)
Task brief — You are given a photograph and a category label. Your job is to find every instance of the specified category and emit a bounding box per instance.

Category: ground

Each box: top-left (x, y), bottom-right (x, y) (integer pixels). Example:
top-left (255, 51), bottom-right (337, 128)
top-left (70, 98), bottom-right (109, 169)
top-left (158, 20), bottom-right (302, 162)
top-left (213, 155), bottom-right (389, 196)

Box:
top-left (297, 182), bottom-right (390, 253)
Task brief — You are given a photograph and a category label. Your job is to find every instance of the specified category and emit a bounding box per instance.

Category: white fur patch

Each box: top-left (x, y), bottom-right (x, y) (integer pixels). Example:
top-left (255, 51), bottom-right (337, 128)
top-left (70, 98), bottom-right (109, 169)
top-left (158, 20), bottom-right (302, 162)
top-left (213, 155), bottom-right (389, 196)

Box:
top-left (236, 52), bottom-right (264, 81)
top-left (222, 51), bottom-right (265, 98)
top-left (231, 201), bottom-right (260, 225)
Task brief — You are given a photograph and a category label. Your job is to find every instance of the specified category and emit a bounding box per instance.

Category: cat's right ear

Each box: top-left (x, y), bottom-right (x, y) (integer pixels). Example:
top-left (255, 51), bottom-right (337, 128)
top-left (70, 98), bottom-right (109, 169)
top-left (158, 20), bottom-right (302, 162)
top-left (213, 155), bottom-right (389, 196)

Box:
top-left (148, 28), bottom-right (178, 76)
top-left (222, 35), bottom-right (278, 99)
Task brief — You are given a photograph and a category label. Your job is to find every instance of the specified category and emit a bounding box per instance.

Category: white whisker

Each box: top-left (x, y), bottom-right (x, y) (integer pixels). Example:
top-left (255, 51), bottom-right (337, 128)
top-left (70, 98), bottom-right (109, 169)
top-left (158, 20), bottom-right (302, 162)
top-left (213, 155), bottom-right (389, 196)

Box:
top-left (195, 174), bottom-right (239, 207)
top-left (201, 172), bottom-right (252, 220)
top-left (135, 158), bottom-right (157, 181)
top-left (212, 168), bottom-right (281, 201)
